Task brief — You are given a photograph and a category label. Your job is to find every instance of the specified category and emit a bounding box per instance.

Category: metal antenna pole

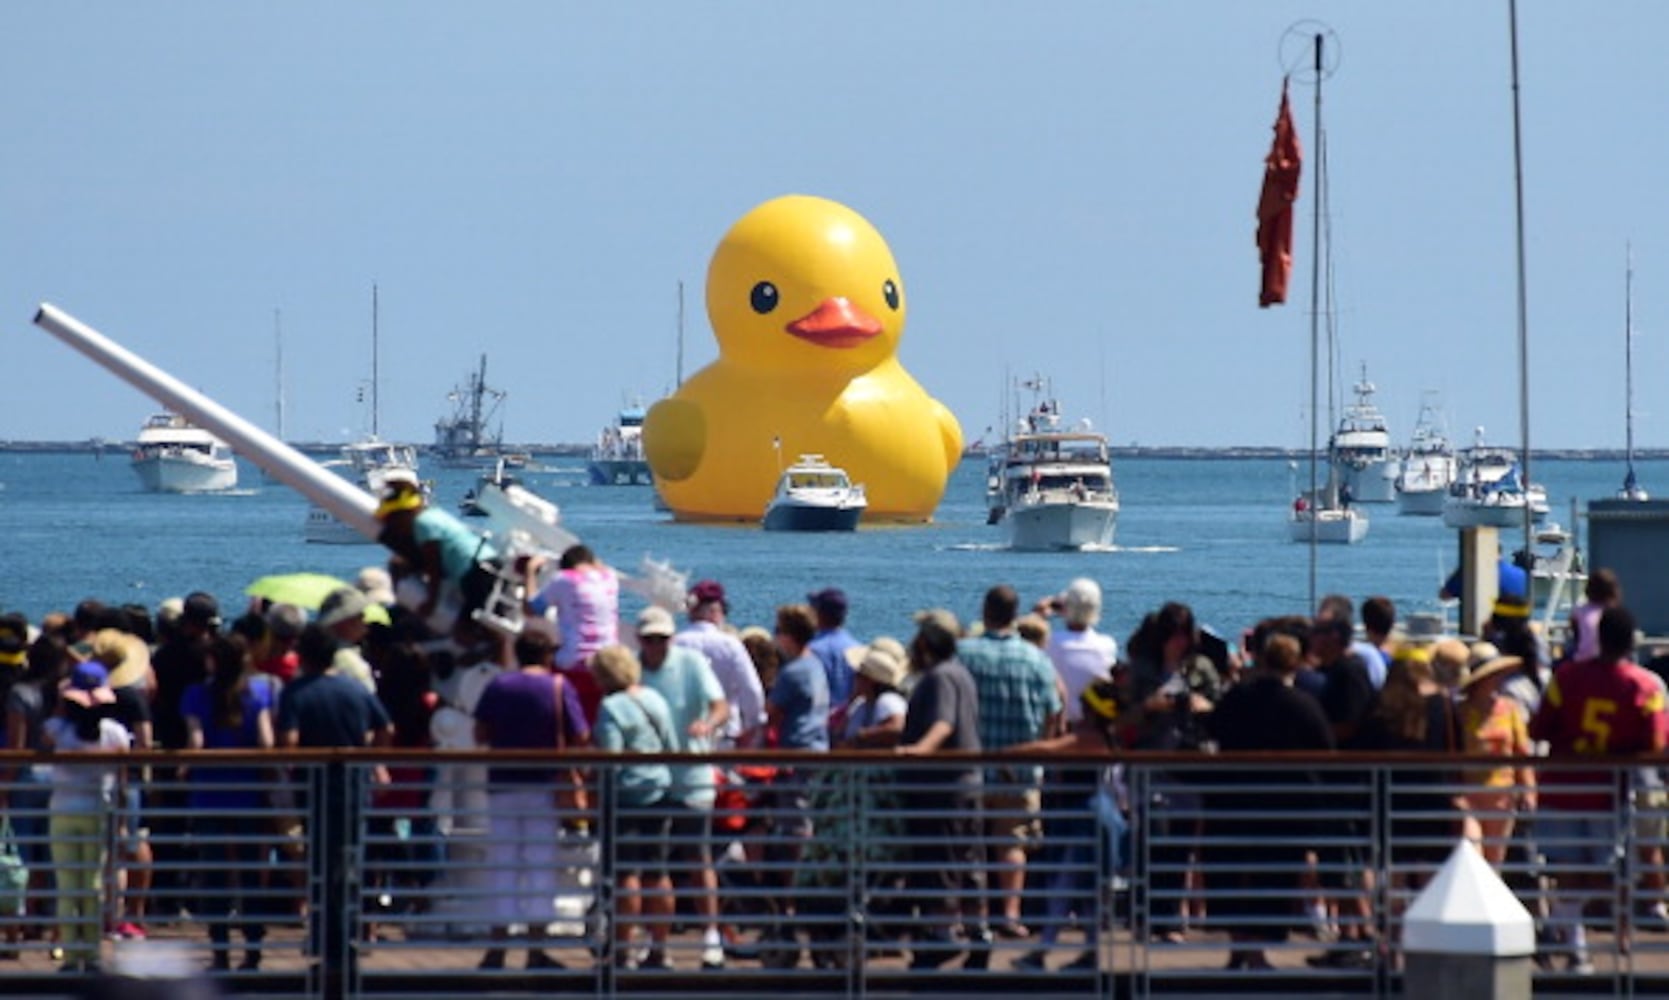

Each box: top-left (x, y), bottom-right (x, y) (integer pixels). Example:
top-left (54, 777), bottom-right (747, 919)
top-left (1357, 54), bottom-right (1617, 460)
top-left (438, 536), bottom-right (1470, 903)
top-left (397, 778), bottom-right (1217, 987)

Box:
top-left (1508, 0), bottom-right (1533, 561)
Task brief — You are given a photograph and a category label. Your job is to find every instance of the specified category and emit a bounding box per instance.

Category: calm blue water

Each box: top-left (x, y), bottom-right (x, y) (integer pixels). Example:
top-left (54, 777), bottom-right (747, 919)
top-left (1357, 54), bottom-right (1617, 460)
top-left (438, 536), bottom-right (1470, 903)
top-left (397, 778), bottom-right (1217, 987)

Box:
top-left (0, 451), bottom-right (1657, 646)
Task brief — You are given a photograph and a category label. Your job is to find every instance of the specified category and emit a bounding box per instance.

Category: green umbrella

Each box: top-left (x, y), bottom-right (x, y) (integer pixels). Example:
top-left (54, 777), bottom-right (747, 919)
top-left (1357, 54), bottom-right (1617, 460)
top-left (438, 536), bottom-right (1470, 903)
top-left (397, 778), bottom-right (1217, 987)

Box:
top-left (244, 572), bottom-right (352, 610)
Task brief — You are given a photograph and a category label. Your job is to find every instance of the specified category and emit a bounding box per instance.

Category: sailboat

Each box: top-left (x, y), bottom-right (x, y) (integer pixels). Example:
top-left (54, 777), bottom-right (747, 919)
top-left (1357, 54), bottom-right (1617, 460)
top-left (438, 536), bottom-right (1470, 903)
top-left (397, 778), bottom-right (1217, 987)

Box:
top-left (1619, 246), bottom-right (1648, 501)
top-left (305, 285), bottom-right (425, 544)
top-left (1281, 51), bottom-right (1367, 547)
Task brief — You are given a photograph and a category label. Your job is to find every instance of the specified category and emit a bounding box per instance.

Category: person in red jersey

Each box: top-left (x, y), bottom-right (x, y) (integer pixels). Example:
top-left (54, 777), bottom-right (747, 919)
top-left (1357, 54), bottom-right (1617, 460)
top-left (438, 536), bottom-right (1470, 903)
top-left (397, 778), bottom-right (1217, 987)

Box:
top-left (1529, 605), bottom-right (1668, 975)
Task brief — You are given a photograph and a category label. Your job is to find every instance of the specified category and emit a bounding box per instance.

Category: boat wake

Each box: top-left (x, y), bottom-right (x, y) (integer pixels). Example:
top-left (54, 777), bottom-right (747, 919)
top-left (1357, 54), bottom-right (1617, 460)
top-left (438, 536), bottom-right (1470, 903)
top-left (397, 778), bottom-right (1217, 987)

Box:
top-left (943, 542), bottom-right (1179, 554)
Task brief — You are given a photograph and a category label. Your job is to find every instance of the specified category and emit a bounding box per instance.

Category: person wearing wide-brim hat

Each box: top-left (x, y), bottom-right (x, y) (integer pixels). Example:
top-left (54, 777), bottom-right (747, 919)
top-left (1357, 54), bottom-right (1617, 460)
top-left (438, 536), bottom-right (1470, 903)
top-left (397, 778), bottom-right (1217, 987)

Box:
top-left (838, 638), bottom-right (908, 748)
top-left (1458, 649), bottom-right (1536, 867)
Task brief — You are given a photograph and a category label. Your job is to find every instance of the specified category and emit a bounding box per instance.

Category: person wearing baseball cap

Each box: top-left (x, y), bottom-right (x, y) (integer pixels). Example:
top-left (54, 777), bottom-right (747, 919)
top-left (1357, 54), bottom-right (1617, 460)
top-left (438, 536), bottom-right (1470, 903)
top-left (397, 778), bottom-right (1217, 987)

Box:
top-left (45, 659), bottom-right (131, 974)
top-left (674, 580), bottom-right (765, 749)
top-left (634, 603), bottom-right (730, 969)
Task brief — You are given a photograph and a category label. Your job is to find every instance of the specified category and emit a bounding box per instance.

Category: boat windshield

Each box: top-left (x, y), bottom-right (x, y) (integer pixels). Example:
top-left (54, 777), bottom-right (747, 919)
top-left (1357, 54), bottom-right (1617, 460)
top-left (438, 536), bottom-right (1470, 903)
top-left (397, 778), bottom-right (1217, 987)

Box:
top-left (787, 472), bottom-right (849, 490)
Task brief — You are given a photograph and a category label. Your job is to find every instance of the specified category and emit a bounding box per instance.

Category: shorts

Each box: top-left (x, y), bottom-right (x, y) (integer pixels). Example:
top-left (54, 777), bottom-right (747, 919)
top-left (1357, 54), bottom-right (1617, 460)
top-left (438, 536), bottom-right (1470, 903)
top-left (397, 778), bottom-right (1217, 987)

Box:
top-left (983, 784), bottom-right (1043, 849)
top-left (1537, 812), bottom-right (1623, 869)
top-left (616, 811), bottom-right (670, 879)
top-left (664, 801), bottom-right (713, 870)
top-left (1634, 788), bottom-right (1669, 847)
top-left (117, 784), bottom-right (149, 855)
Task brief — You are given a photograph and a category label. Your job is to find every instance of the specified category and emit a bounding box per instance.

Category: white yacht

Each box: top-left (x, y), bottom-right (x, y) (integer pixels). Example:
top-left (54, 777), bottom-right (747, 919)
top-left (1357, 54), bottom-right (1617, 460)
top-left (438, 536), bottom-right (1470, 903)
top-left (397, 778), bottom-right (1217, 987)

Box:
top-left (130, 413), bottom-right (238, 493)
top-left (587, 402), bottom-right (651, 485)
top-left (1441, 428), bottom-right (1549, 529)
top-left (762, 454), bottom-right (866, 532)
top-left (1328, 366), bottom-right (1397, 503)
top-left (987, 379), bottom-right (1118, 551)
top-left (1393, 393), bottom-right (1458, 516)
top-left (305, 438), bottom-right (424, 544)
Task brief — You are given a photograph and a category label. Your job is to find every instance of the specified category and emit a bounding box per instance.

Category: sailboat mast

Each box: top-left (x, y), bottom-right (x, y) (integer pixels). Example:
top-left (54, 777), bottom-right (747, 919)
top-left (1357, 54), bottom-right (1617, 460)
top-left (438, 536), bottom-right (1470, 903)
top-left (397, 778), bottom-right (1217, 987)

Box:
top-left (1306, 31), bottom-right (1325, 604)
top-left (371, 283), bottom-right (380, 439)
top-left (675, 281), bottom-right (686, 389)
top-left (1508, 0), bottom-right (1534, 559)
top-left (1625, 244), bottom-right (1637, 487)
top-left (273, 307), bottom-right (285, 441)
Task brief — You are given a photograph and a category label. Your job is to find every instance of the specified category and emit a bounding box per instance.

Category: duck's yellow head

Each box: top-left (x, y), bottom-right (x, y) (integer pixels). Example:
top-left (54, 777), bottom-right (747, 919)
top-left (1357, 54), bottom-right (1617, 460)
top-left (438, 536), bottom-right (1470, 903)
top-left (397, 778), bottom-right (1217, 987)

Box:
top-left (706, 194), bottom-right (905, 376)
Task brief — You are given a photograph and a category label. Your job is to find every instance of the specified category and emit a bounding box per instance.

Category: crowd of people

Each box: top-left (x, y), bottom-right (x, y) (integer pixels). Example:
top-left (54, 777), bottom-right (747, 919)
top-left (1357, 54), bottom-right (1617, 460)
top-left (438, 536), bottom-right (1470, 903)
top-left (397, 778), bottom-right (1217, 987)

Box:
top-left (0, 526), bottom-right (1663, 976)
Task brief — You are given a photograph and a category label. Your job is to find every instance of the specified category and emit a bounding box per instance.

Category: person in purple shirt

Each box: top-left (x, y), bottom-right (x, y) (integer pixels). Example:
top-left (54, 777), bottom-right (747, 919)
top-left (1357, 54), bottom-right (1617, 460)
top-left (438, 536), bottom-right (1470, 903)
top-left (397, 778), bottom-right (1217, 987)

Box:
top-left (472, 631), bottom-right (590, 973)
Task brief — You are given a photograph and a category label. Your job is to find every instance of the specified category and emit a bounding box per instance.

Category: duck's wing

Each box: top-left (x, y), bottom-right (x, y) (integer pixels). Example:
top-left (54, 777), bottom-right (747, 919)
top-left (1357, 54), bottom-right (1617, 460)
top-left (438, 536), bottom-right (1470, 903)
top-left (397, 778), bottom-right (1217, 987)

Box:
top-left (933, 398), bottom-right (964, 471)
top-left (644, 397), bottom-right (707, 482)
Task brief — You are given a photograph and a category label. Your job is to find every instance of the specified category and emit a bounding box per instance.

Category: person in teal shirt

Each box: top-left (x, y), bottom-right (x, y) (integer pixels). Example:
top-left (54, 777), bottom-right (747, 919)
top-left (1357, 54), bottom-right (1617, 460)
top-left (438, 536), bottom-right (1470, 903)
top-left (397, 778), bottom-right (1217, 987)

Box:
top-left (591, 645), bottom-right (676, 970)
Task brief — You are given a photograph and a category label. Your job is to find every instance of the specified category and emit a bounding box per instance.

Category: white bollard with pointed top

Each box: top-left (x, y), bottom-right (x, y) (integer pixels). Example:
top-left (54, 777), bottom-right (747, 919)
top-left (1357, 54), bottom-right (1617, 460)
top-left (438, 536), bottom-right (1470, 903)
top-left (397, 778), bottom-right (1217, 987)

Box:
top-left (1402, 839), bottom-right (1534, 998)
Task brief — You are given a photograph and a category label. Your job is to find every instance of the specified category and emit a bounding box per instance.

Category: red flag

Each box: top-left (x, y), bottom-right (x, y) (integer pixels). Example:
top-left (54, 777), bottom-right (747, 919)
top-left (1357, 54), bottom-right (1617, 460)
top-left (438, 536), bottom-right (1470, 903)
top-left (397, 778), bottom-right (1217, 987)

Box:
top-left (1256, 79), bottom-right (1302, 308)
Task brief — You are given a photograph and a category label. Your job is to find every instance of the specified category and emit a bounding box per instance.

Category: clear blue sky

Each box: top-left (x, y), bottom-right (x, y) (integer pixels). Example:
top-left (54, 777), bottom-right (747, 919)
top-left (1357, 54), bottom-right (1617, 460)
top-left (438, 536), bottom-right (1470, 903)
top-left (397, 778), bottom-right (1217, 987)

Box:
top-left (4, 2), bottom-right (1664, 449)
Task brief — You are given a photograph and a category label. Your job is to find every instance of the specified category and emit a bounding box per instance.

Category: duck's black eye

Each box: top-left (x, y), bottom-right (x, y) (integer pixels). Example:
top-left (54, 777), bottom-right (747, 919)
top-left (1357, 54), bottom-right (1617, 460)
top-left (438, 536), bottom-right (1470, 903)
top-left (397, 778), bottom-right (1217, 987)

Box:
top-left (750, 281), bottom-right (779, 314)
top-left (883, 279), bottom-right (900, 311)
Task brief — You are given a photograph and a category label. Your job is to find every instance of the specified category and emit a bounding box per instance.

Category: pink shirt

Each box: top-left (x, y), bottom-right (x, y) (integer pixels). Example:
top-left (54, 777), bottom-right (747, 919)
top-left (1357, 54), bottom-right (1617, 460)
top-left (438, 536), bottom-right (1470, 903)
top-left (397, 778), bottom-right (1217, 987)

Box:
top-left (532, 565), bottom-right (619, 669)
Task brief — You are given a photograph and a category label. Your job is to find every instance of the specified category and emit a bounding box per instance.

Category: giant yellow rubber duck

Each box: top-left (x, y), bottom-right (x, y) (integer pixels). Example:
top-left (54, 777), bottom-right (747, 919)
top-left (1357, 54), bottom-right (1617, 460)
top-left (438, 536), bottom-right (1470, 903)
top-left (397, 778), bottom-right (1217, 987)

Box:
top-left (644, 194), bottom-right (962, 522)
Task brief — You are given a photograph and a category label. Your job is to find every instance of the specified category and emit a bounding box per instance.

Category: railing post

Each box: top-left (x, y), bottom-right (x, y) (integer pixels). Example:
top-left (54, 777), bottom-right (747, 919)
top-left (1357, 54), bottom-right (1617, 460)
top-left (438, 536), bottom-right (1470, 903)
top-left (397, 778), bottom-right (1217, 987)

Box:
top-left (315, 758), bottom-right (361, 1000)
top-left (1403, 840), bottom-right (1535, 999)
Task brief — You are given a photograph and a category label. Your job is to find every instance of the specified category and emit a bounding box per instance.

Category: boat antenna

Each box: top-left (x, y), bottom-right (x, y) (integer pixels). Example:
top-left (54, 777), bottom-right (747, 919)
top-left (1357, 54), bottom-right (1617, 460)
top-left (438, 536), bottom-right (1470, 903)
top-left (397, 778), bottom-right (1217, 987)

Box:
top-left (1508, 0), bottom-right (1534, 559)
top-left (371, 283), bottom-right (380, 439)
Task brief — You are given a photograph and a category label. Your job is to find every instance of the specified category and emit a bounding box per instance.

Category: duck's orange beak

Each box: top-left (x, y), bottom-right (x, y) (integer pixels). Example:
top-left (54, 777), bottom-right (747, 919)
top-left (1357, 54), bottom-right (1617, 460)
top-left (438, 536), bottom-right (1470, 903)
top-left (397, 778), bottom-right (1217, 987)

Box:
top-left (785, 297), bottom-right (882, 349)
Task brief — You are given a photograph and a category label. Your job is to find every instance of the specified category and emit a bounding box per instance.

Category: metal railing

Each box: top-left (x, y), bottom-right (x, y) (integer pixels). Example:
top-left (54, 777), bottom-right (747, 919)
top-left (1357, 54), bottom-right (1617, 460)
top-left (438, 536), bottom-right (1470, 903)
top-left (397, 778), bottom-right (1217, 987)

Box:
top-left (0, 750), bottom-right (1665, 998)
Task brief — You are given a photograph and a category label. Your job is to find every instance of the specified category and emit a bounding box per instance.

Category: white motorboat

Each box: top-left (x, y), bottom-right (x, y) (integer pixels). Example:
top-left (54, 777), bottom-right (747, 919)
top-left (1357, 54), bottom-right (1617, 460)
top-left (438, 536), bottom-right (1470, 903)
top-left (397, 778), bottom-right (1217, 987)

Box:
top-left (762, 454), bottom-right (866, 532)
top-left (1328, 366), bottom-right (1397, 503)
top-left (987, 377), bottom-right (1118, 551)
top-left (130, 413), bottom-right (238, 493)
top-left (305, 438), bottom-right (425, 544)
top-left (1393, 392), bottom-right (1458, 516)
top-left (1442, 428), bottom-right (1548, 529)
top-left (587, 401), bottom-right (651, 485)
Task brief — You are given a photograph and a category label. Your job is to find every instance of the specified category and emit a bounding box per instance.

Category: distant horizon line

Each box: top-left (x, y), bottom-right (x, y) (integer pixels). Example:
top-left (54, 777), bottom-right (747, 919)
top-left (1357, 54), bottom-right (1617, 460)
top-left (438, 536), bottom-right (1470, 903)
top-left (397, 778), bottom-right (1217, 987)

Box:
top-left (5, 439), bottom-right (1666, 462)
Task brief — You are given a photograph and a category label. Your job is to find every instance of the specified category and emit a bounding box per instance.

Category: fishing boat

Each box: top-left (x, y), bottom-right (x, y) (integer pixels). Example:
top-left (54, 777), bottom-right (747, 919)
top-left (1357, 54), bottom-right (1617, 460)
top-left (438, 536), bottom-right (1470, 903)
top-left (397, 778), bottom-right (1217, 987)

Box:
top-left (762, 454), bottom-right (866, 532)
top-left (587, 402), bottom-right (651, 485)
top-left (1328, 365), bottom-right (1397, 503)
top-left (130, 412), bottom-right (238, 493)
top-left (1393, 392), bottom-right (1458, 516)
top-left (431, 355), bottom-right (509, 469)
top-left (1442, 427), bottom-right (1548, 529)
top-left (986, 376), bottom-right (1118, 551)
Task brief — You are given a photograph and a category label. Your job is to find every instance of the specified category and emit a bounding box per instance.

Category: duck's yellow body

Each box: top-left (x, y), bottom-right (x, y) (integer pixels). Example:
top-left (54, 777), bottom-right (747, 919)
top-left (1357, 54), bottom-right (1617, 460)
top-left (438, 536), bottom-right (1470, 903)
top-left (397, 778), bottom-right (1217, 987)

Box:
top-left (645, 195), bottom-right (962, 522)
